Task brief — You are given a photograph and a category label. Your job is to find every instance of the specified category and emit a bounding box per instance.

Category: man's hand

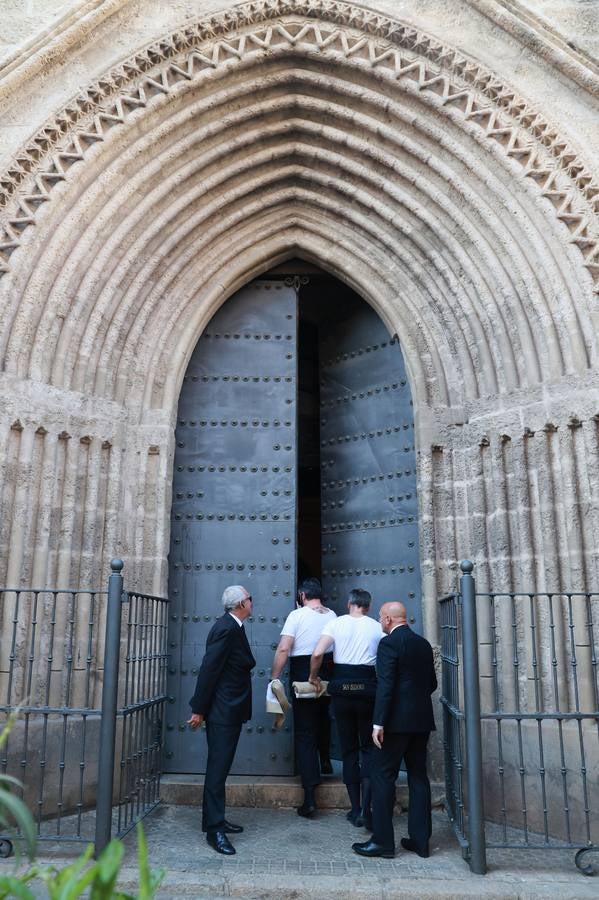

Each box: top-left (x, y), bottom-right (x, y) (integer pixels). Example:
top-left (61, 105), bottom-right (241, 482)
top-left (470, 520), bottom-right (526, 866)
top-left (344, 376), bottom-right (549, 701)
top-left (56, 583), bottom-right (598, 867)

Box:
top-left (372, 726), bottom-right (384, 749)
top-left (309, 674), bottom-right (322, 691)
top-left (187, 713), bottom-right (204, 729)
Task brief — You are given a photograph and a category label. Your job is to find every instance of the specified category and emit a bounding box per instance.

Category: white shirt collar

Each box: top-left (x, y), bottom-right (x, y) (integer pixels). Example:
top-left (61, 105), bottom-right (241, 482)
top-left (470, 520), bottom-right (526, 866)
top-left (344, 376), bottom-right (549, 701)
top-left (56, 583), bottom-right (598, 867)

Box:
top-left (229, 611), bottom-right (244, 627)
top-left (390, 622), bottom-right (407, 634)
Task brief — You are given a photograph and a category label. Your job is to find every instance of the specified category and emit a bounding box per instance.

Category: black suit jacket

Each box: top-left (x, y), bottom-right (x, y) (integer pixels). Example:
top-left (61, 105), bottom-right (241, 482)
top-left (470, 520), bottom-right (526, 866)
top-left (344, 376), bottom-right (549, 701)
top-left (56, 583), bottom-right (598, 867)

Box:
top-left (189, 613), bottom-right (256, 724)
top-left (373, 625), bottom-right (437, 733)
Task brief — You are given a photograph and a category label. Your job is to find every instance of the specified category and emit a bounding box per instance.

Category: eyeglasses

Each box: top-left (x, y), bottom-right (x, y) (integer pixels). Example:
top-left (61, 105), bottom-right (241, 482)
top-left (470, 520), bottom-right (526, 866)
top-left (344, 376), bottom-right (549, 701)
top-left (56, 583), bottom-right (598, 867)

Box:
top-left (244, 596), bottom-right (253, 604)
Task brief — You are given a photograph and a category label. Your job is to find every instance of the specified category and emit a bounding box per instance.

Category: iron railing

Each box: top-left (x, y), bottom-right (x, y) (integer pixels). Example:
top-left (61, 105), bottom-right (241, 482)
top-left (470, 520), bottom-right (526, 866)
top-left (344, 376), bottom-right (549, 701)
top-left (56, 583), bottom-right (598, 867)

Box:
top-left (440, 561), bottom-right (599, 876)
top-left (115, 587), bottom-right (169, 839)
top-left (0, 560), bottom-right (168, 857)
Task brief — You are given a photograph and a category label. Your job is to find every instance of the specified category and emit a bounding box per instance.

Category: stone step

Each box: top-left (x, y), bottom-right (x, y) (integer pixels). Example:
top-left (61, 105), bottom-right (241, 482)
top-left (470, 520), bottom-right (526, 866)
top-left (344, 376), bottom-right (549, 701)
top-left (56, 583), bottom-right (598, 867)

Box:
top-left (160, 774), bottom-right (446, 809)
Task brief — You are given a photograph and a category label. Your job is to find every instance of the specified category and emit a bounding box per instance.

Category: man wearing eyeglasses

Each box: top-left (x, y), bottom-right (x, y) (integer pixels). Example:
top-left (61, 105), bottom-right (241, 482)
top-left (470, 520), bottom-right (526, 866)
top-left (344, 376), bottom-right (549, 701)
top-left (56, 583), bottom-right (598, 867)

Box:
top-left (188, 585), bottom-right (255, 855)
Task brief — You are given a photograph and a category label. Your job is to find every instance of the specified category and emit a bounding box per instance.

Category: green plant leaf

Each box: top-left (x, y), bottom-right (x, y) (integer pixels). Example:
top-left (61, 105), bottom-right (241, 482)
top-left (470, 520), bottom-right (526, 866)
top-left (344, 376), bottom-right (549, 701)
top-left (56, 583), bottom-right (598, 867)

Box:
top-left (0, 714), bottom-right (37, 863)
top-left (0, 713), bottom-right (17, 751)
top-left (61, 864), bottom-right (102, 900)
top-left (136, 822), bottom-right (150, 900)
top-left (89, 839), bottom-right (125, 898)
top-left (0, 873), bottom-right (37, 900)
top-left (36, 844), bottom-right (96, 900)
top-left (0, 788), bottom-right (36, 860)
top-left (136, 823), bottom-right (165, 899)
top-left (0, 775), bottom-right (24, 790)
top-left (150, 867), bottom-right (167, 894)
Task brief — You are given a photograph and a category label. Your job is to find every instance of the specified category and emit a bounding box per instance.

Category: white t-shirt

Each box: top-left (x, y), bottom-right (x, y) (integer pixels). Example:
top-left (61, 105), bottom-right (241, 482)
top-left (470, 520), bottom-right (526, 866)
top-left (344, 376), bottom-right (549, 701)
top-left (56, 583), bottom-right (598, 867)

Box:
top-left (321, 614), bottom-right (383, 665)
top-left (281, 605), bottom-right (337, 656)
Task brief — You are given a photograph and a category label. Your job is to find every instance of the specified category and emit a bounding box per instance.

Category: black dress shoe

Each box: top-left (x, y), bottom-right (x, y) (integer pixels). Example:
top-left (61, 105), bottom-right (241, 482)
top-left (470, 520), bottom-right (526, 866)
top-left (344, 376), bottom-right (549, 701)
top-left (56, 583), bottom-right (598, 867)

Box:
top-left (206, 831), bottom-right (236, 855)
top-left (297, 802), bottom-right (316, 818)
top-left (223, 819), bottom-right (243, 834)
top-left (352, 839), bottom-right (394, 858)
top-left (346, 810), bottom-right (364, 827)
top-left (400, 837), bottom-right (429, 858)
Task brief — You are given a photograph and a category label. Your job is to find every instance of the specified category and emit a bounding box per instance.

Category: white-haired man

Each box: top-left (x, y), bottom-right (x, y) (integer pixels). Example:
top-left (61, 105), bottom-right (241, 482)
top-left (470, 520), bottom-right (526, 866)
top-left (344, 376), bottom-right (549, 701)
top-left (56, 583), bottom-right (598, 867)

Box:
top-left (188, 585), bottom-right (255, 855)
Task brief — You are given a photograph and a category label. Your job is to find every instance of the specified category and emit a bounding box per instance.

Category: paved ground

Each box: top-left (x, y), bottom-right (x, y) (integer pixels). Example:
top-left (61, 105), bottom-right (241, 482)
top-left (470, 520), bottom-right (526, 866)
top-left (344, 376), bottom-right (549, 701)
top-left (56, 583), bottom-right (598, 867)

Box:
top-left (6, 804), bottom-right (597, 899)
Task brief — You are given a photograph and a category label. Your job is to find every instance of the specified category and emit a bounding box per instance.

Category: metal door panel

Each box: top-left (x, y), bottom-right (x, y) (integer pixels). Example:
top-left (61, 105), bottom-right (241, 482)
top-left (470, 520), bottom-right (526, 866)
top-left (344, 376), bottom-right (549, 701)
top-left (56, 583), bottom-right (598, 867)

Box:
top-left (322, 476), bottom-right (417, 524)
top-left (173, 470), bottom-right (294, 514)
top-left (321, 396), bottom-right (412, 439)
top-left (319, 305), bottom-right (422, 632)
top-left (167, 280), bottom-right (297, 775)
top-left (178, 383), bottom-right (295, 416)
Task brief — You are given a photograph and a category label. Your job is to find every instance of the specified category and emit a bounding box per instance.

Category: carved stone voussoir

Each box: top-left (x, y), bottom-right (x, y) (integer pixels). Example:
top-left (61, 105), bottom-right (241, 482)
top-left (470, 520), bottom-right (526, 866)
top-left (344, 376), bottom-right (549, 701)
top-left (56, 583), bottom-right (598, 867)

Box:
top-left (0, 0), bottom-right (597, 287)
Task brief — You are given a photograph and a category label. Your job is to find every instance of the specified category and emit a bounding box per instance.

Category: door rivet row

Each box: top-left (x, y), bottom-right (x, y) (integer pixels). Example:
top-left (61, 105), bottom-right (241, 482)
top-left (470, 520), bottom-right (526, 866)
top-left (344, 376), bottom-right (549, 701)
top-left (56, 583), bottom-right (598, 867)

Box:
top-left (322, 342), bottom-right (390, 366)
top-left (322, 517), bottom-right (415, 532)
top-left (177, 417), bottom-right (293, 427)
top-left (199, 332), bottom-right (292, 341)
top-left (321, 429), bottom-right (414, 446)
top-left (171, 560), bottom-right (292, 572)
top-left (322, 469), bottom-right (413, 486)
top-left (320, 382), bottom-right (409, 407)
top-left (176, 464), bottom-right (293, 473)
top-left (174, 512), bottom-right (293, 522)
top-left (323, 566), bottom-right (416, 576)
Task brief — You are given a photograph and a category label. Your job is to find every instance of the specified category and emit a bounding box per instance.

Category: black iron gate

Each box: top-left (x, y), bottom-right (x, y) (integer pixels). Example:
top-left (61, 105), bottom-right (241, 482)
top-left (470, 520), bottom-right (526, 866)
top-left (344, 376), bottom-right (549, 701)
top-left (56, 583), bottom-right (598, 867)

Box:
top-left (167, 280), bottom-right (298, 775)
top-left (319, 299), bottom-right (421, 625)
top-left (440, 562), bottom-right (599, 876)
top-left (0, 560), bottom-right (168, 857)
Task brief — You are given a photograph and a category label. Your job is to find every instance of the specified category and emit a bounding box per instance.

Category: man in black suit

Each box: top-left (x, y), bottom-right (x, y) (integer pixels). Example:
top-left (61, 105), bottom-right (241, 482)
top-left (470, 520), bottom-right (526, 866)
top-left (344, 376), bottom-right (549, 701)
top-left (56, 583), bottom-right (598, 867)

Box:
top-left (188, 585), bottom-right (256, 855)
top-left (353, 601), bottom-right (437, 859)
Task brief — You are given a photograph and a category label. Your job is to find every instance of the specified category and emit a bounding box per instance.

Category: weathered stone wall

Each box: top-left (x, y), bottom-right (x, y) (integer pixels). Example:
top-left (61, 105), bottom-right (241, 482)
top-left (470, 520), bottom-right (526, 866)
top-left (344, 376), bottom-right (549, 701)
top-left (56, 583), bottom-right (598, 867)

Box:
top-left (0, 0), bottom-right (597, 606)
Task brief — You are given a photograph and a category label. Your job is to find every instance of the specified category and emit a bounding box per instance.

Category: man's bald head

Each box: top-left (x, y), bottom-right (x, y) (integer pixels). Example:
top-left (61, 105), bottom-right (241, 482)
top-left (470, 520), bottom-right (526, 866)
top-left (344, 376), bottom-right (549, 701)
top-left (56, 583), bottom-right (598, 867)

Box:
top-left (379, 601), bottom-right (408, 634)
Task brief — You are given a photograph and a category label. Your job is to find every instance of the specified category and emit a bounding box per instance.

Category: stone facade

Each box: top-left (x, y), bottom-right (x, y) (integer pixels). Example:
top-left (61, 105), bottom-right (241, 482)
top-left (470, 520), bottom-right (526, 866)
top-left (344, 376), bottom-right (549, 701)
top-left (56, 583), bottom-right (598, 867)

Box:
top-left (0, 3), bottom-right (598, 818)
top-left (1, 0), bottom-right (597, 604)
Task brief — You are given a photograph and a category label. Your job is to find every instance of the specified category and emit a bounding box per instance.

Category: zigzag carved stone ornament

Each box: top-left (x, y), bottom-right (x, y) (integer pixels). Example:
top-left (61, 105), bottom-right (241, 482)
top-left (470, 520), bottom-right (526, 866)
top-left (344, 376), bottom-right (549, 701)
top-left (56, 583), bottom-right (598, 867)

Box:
top-left (0, 0), bottom-right (597, 287)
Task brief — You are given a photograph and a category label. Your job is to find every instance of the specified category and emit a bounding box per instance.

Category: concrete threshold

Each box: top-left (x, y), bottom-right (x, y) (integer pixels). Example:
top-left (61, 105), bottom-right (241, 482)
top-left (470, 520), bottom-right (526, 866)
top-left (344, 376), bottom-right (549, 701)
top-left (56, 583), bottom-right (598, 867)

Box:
top-left (160, 774), bottom-right (446, 810)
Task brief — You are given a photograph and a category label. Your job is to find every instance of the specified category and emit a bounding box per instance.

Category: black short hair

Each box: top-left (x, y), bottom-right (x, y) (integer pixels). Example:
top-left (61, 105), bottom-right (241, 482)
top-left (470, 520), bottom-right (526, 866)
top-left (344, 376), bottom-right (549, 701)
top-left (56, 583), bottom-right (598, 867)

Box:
top-left (348, 588), bottom-right (371, 610)
top-left (298, 577), bottom-right (322, 600)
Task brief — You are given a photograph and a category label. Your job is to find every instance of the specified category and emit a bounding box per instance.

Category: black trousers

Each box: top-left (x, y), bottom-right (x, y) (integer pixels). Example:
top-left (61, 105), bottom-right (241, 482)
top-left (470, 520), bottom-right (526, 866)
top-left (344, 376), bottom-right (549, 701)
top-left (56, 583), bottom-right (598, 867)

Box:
top-left (293, 696), bottom-right (330, 788)
top-left (317, 696), bottom-right (331, 762)
top-left (202, 720), bottom-right (242, 833)
top-left (371, 731), bottom-right (431, 851)
top-left (331, 695), bottom-right (374, 785)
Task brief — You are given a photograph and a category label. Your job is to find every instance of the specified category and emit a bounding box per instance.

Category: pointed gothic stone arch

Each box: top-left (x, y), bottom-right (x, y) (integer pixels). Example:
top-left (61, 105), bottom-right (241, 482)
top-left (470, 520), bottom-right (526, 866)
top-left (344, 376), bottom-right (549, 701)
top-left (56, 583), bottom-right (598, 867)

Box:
top-left (0, 0), bottom-right (598, 623)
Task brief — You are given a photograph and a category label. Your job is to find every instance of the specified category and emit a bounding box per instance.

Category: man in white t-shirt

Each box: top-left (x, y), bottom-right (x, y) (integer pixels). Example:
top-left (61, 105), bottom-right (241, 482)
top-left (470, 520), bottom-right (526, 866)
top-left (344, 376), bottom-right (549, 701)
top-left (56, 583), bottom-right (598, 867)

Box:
top-left (271, 577), bottom-right (336, 817)
top-left (309, 588), bottom-right (383, 829)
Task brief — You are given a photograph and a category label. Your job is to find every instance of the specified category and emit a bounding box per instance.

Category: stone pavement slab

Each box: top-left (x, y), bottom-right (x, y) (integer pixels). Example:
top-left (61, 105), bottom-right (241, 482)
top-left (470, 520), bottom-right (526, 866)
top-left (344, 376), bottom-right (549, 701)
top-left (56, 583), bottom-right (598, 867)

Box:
top-left (6, 804), bottom-right (597, 899)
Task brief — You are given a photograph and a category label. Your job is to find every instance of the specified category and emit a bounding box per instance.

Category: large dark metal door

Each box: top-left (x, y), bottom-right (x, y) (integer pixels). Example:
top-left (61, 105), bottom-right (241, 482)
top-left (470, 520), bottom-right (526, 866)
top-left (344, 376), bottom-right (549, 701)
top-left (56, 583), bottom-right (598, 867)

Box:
top-left (319, 304), bottom-right (422, 630)
top-left (167, 281), bottom-right (297, 774)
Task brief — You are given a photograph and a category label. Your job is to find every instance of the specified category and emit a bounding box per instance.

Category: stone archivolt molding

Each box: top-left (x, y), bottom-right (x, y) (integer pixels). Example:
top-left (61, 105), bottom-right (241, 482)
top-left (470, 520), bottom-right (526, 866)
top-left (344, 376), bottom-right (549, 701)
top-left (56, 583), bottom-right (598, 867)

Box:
top-left (469, 0), bottom-right (599, 97)
top-left (0, 0), bottom-right (597, 289)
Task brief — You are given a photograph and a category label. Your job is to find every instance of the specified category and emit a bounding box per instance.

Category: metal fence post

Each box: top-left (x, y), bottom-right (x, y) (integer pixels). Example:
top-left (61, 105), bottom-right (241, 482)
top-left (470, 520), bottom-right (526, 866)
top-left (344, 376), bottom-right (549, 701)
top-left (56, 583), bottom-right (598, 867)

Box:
top-left (94, 559), bottom-right (124, 856)
top-left (460, 559), bottom-right (487, 875)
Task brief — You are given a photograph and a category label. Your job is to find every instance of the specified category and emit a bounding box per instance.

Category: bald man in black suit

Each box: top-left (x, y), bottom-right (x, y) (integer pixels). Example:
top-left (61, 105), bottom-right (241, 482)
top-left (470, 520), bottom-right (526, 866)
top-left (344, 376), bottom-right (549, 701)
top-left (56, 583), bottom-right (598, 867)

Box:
top-left (353, 601), bottom-right (437, 859)
top-left (188, 585), bottom-right (256, 855)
